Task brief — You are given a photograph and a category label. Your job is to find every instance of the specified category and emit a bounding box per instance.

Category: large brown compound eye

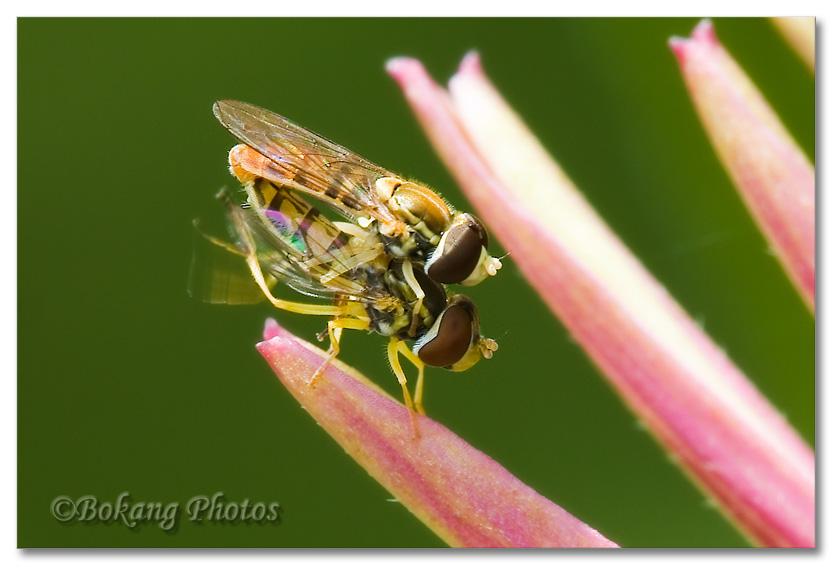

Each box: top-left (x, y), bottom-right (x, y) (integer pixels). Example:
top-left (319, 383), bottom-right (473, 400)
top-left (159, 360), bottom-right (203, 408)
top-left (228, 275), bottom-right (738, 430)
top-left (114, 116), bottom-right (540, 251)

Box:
top-left (413, 296), bottom-right (477, 368)
top-left (425, 214), bottom-right (489, 284)
top-left (466, 214), bottom-right (489, 248)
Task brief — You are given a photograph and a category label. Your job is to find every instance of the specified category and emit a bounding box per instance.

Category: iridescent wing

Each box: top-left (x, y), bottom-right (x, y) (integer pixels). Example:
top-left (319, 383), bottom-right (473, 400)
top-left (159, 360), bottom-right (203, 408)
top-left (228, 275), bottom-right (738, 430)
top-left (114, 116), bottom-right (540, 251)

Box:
top-left (213, 100), bottom-right (403, 227)
top-left (245, 180), bottom-right (388, 292)
top-left (189, 213), bottom-right (387, 306)
top-left (193, 186), bottom-right (392, 308)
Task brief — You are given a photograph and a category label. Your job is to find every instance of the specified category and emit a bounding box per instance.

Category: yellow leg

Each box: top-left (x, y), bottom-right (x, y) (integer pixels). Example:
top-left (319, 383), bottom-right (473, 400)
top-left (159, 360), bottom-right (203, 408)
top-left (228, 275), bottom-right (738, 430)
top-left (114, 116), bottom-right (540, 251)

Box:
top-left (401, 259), bottom-right (425, 337)
top-left (318, 247), bottom-right (383, 284)
top-left (198, 224), bottom-right (346, 315)
top-left (387, 338), bottom-right (415, 411)
top-left (387, 337), bottom-right (420, 437)
top-left (309, 316), bottom-right (371, 387)
top-left (397, 344), bottom-right (427, 416)
top-left (332, 221), bottom-right (370, 245)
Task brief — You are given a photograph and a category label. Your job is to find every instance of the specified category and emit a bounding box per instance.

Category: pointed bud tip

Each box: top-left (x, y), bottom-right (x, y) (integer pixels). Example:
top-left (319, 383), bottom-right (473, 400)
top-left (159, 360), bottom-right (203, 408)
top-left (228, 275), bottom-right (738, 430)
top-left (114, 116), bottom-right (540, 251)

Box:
top-left (262, 317), bottom-right (287, 342)
top-left (692, 18), bottom-right (717, 44)
top-left (669, 20), bottom-right (719, 64)
top-left (385, 57), bottom-right (423, 82)
top-left (668, 36), bottom-right (688, 61)
top-left (457, 50), bottom-right (483, 76)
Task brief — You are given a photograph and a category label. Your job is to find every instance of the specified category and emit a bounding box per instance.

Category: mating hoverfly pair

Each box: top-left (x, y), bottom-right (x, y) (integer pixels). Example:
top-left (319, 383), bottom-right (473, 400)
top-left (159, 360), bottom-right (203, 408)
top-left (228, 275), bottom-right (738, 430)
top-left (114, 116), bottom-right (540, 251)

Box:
top-left (191, 100), bottom-right (501, 418)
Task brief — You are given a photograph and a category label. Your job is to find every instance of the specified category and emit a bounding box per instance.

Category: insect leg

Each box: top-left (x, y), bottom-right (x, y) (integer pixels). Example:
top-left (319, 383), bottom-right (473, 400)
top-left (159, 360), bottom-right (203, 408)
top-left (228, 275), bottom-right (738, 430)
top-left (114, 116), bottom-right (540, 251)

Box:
top-left (387, 337), bottom-right (420, 437)
top-left (396, 343), bottom-right (427, 416)
top-left (401, 259), bottom-right (426, 337)
top-left (195, 225), bottom-right (346, 315)
top-left (244, 252), bottom-right (347, 316)
top-left (318, 246), bottom-right (383, 285)
top-left (332, 221), bottom-right (371, 246)
top-left (309, 316), bottom-right (372, 387)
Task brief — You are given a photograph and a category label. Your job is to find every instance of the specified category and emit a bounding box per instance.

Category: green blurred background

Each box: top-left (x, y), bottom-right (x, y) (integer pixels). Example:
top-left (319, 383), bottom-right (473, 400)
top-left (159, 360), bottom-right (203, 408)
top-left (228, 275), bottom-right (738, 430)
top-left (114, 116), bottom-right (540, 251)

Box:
top-left (18, 17), bottom-right (814, 548)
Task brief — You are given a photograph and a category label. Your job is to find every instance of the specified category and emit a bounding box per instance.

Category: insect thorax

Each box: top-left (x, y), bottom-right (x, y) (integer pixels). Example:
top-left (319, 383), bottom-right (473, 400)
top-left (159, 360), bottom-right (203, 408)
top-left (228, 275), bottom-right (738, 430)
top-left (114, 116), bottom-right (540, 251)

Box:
top-left (365, 260), bottom-right (447, 340)
top-left (375, 177), bottom-right (452, 248)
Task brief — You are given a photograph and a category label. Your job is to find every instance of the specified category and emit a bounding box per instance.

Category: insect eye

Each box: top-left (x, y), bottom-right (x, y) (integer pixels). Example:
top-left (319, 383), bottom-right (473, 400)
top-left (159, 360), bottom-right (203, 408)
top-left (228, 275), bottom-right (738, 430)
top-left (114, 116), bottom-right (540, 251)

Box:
top-left (425, 214), bottom-right (490, 284)
top-left (413, 295), bottom-right (482, 369)
top-left (466, 214), bottom-right (489, 248)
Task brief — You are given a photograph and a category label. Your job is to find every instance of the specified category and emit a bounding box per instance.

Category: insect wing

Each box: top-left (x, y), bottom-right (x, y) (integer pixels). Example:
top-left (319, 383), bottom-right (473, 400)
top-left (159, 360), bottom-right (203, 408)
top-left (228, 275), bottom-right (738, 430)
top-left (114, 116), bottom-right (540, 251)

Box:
top-left (188, 220), bottom-right (275, 305)
top-left (214, 100), bottom-right (402, 226)
top-left (187, 212), bottom-right (336, 304)
top-left (225, 183), bottom-right (397, 310)
top-left (245, 182), bottom-right (381, 294)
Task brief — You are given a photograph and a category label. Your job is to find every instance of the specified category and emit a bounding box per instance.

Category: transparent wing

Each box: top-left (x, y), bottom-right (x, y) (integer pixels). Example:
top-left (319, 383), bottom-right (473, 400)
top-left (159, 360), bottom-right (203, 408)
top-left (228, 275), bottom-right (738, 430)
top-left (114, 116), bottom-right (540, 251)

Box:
top-left (246, 181), bottom-right (387, 290)
top-left (193, 188), bottom-right (392, 308)
top-left (213, 100), bottom-right (402, 226)
top-left (189, 217), bottom-right (381, 306)
top-left (187, 221), bottom-right (273, 305)
top-left (243, 208), bottom-right (367, 300)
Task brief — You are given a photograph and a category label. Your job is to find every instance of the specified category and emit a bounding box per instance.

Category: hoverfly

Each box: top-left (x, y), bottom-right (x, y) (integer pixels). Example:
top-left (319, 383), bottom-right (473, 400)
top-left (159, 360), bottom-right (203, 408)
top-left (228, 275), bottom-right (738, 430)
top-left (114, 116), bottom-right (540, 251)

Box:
top-left (212, 100), bottom-right (503, 290)
top-left (190, 175), bottom-right (498, 419)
